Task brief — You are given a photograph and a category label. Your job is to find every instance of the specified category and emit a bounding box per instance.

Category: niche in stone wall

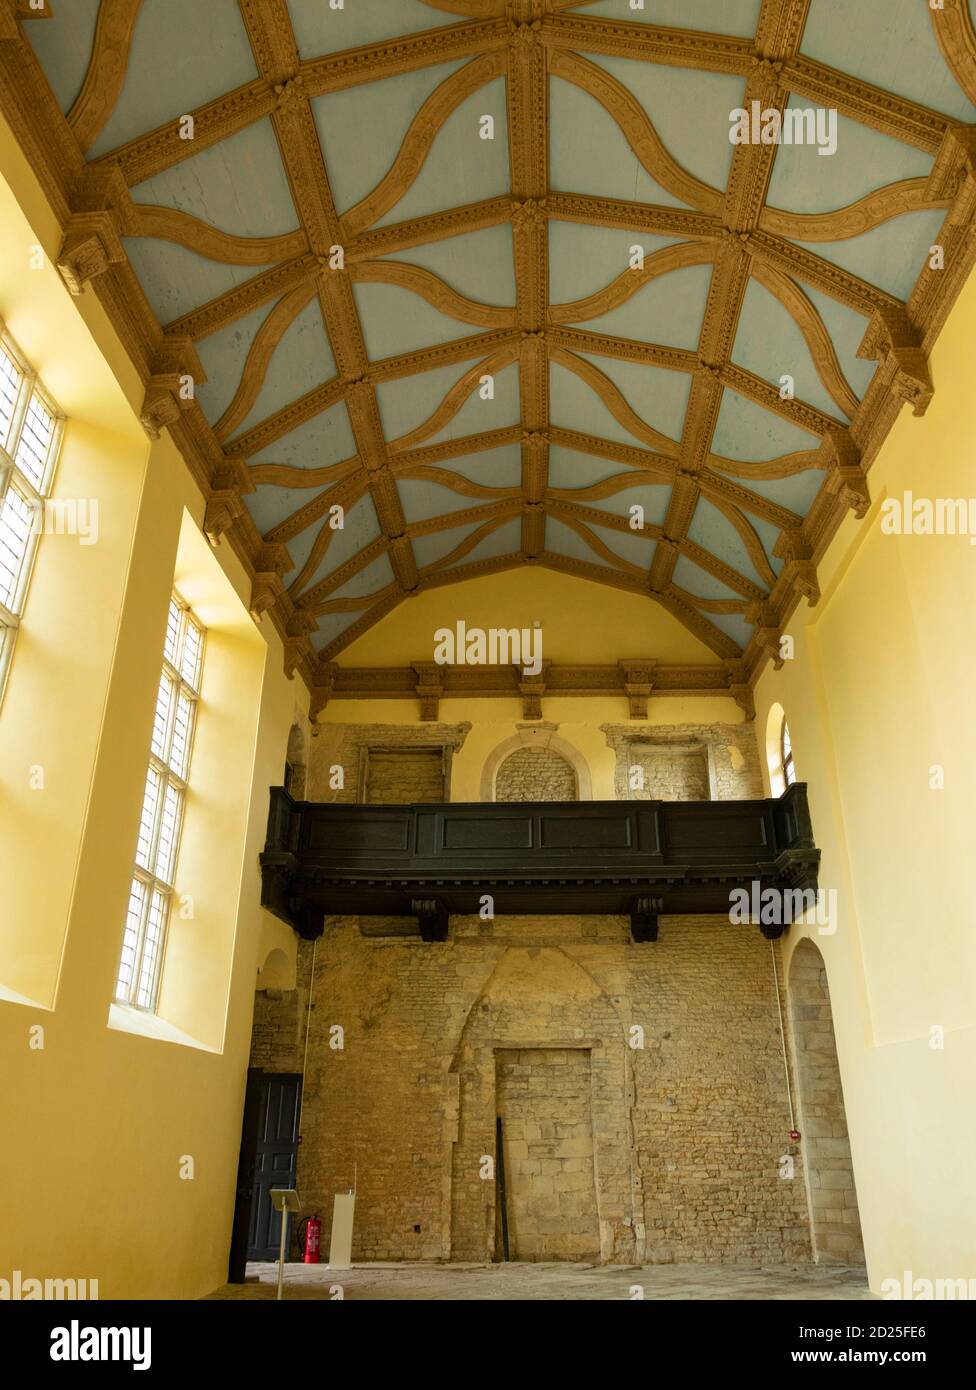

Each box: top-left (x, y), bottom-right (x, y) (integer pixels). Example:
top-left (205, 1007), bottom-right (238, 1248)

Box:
top-left (495, 746), bottom-right (577, 802)
top-left (603, 724), bottom-right (763, 801)
top-left (364, 747), bottom-right (447, 804)
top-left (449, 945), bottom-right (634, 1264)
top-left (632, 743), bottom-right (710, 800)
top-left (482, 725), bottom-right (591, 802)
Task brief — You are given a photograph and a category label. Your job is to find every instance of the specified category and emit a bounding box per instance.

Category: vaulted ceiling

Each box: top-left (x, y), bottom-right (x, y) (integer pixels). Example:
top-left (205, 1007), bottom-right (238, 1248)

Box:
top-left (5, 0), bottom-right (976, 707)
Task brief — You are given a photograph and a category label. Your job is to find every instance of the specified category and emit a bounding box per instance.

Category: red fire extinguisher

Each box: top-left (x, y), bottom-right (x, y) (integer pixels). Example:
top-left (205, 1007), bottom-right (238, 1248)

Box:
top-left (302, 1214), bottom-right (321, 1264)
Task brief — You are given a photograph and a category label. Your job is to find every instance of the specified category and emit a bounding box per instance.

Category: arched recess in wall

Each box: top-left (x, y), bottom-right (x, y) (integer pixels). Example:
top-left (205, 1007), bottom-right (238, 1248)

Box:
top-left (765, 702), bottom-right (796, 796)
top-left (788, 939), bottom-right (865, 1265)
top-left (481, 727), bottom-right (592, 802)
top-left (448, 945), bottom-right (635, 1263)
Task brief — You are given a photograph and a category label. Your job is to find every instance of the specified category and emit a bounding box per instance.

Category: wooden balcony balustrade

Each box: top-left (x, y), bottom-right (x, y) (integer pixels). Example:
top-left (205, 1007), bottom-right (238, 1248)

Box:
top-left (260, 783), bottom-right (820, 944)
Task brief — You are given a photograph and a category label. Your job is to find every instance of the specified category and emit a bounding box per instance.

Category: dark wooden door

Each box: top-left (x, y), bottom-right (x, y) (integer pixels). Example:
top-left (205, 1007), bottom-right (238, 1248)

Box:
top-left (228, 1069), bottom-right (302, 1278)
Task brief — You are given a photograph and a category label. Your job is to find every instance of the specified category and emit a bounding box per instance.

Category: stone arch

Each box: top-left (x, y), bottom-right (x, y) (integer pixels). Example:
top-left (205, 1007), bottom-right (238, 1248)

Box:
top-left (480, 726), bottom-right (592, 802)
top-left (788, 938), bottom-right (865, 1264)
top-left (256, 947), bottom-right (293, 991)
top-left (448, 944), bottom-right (637, 1264)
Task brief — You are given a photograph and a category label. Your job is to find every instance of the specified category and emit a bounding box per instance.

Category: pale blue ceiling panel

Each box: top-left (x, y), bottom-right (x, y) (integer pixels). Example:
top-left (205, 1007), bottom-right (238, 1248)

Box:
top-left (586, 57), bottom-right (745, 195)
top-left (374, 77), bottom-right (511, 229)
top-left (572, 353), bottom-right (691, 442)
top-left (317, 550), bottom-right (393, 602)
top-left (727, 470), bottom-right (824, 517)
top-left (712, 388), bottom-right (823, 462)
top-left (314, 610), bottom-right (361, 648)
top-left (766, 100), bottom-right (933, 214)
top-left (688, 497), bottom-right (772, 591)
top-left (435, 444), bottom-right (522, 489)
top-left (377, 224), bottom-right (516, 307)
top-left (577, 264), bottom-right (713, 351)
top-left (549, 223), bottom-right (684, 305)
top-left (731, 278), bottom-right (840, 421)
top-left (585, 520), bottom-right (655, 569)
top-left (242, 479), bottom-right (323, 538)
top-left (377, 361), bottom-right (520, 446)
top-left (702, 610), bottom-right (753, 648)
top-left (248, 400), bottom-right (358, 470)
top-left (574, 0), bottom-right (762, 38)
top-left (300, 496), bottom-right (384, 592)
top-left (801, 0), bottom-right (976, 122)
top-left (90, 0), bottom-right (258, 159)
top-left (279, 517), bottom-right (321, 581)
top-left (545, 516), bottom-right (653, 573)
top-left (289, 0), bottom-right (454, 59)
top-left (23, 0), bottom-right (99, 114)
top-left (194, 299), bottom-right (277, 426)
top-left (353, 282), bottom-right (485, 362)
top-left (550, 359), bottom-right (676, 451)
top-left (549, 76), bottom-right (691, 207)
top-left (795, 211), bottom-right (947, 303)
top-left (312, 60), bottom-right (468, 217)
top-left (412, 521), bottom-right (484, 570)
top-left (574, 483), bottom-right (672, 529)
top-left (122, 237), bottom-right (270, 325)
top-left (229, 299), bottom-right (336, 443)
top-left (458, 517), bottom-right (521, 567)
top-left (750, 514), bottom-right (785, 578)
top-left (413, 517), bottom-right (520, 571)
top-left (673, 555), bottom-right (742, 603)
top-left (397, 479), bottom-right (491, 526)
top-left (799, 284), bottom-right (877, 401)
top-left (549, 444), bottom-right (639, 490)
top-left (130, 120), bottom-right (299, 237)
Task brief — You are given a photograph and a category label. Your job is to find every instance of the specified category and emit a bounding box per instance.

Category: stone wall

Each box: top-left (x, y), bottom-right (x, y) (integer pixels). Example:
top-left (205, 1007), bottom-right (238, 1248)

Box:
top-left (249, 937), bottom-right (315, 1074)
top-left (604, 723), bottom-right (763, 801)
top-left (280, 914), bottom-right (812, 1264)
top-left (365, 748), bottom-right (445, 804)
top-left (494, 745), bottom-right (577, 801)
top-left (306, 722), bottom-right (469, 803)
top-left (250, 712), bottom-right (812, 1265)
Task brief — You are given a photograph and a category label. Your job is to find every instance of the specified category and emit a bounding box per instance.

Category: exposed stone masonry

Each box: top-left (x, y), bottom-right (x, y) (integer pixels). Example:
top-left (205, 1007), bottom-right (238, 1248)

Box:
top-left (494, 745), bottom-right (577, 801)
top-left (306, 722), bottom-right (469, 803)
top-left (365, 748), bottom-right (446, 804)
top-left (249, 715), bottom-right (824, 1265)
top-left (603, 723), bottom-right (764, 801)
top-left (281, 915), bottom-right (811, 1264)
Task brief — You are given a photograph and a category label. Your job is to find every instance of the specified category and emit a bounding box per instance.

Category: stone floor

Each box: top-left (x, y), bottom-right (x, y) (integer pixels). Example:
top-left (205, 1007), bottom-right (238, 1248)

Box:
top-left (208, 1261), bottom-right (873, 1301)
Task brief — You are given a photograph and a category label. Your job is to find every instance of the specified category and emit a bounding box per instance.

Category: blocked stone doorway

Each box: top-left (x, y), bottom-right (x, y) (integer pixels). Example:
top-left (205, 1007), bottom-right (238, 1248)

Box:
top-left (495, 1048), bottom-right (600, 1262)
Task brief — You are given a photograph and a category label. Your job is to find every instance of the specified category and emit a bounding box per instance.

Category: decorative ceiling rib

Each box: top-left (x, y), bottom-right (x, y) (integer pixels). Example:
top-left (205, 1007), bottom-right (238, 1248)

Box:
top-left (2, 0), bottom-right (975, 714)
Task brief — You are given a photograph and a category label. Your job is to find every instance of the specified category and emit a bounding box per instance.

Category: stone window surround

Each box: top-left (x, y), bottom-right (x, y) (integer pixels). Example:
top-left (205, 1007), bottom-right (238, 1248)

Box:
top-left (479, 723), bottom-right (593, 802)
top-left (606, 729), bottom-right (719, 801)
top-left (352, 725), bottom-right (471, 803)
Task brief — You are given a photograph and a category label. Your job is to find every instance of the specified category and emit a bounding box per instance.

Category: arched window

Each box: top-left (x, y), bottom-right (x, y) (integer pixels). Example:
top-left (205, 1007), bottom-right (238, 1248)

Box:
top-left (781, 717), bottom-right (796, 787)
top-left (765, 702), bottom-right (797, 796)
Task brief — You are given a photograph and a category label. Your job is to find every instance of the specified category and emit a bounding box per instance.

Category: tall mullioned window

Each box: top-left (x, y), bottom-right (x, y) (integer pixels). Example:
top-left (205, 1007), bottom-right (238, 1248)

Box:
top-left (0, 325), bottom-right (65, 702)
top-left (115, 595), bottom-right (206, 1011)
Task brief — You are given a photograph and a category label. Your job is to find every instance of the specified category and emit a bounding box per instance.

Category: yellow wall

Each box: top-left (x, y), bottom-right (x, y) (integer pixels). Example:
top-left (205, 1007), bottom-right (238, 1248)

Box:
top-left (337, 566), bottom-right (718, 666)
top-left (755, 269), bottom-right (976, 1290)
top-left (318, 695), bottom-right (750, 801)
top-left (0, 123), bottom-right (303, 1296)
top-left (325, 565), bottom-right (745, 799)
